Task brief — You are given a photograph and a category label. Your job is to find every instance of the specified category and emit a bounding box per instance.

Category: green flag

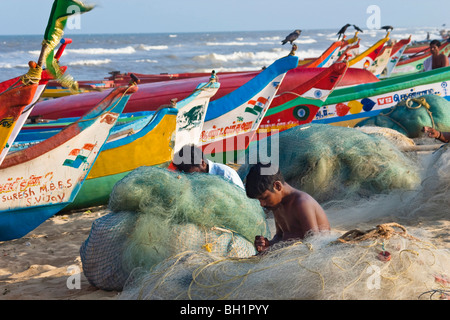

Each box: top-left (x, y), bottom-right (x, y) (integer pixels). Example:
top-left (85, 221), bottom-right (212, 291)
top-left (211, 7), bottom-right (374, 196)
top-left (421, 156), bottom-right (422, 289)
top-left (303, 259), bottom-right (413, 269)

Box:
top-left (42, 0), bottom-right (94, 91)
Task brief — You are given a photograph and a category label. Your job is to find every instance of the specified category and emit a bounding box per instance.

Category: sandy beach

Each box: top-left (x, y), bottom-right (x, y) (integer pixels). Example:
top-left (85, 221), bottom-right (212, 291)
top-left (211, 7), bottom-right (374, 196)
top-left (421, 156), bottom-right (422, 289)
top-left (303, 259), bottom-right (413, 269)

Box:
top-left (0, 202), bottom-right (448, 300)
top-left (0, 207), bottom-right (119, 300)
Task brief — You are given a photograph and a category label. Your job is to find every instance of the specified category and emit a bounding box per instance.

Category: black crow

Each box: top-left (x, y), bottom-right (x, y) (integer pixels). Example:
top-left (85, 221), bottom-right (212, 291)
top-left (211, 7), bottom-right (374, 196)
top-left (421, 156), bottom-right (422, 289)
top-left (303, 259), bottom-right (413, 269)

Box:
top-left (281, 29), bottom-right (301, 45)
top-left (337, 23), bottom-right (351, 39)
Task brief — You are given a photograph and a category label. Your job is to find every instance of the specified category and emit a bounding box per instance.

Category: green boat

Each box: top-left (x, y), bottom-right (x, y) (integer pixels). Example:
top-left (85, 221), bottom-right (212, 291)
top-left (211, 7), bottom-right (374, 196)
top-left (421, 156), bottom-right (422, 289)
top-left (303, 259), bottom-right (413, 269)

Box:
top-left (315, 65), bottom-right (450, 127)
top-left (261, 65), bottom-right (450, 130)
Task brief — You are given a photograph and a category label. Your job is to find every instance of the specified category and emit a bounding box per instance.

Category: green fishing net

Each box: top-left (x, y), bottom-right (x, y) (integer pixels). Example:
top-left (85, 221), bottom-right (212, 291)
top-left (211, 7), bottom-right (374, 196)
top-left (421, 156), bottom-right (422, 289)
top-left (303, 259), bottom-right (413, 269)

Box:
top-left (80, 166), bottom-right (269, 291)
top-left (355, 95), bottom-right (450, 138)
top-left (238, 123), bottom-right (421, 203)
top-left (118, 143), bottom-right (450, 300)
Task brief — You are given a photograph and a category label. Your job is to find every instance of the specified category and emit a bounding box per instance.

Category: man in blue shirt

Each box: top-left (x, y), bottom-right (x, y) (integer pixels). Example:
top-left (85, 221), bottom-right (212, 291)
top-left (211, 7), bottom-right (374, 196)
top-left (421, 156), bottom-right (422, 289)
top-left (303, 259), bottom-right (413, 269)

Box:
top-left (172, 144), bottom-right (245, 190)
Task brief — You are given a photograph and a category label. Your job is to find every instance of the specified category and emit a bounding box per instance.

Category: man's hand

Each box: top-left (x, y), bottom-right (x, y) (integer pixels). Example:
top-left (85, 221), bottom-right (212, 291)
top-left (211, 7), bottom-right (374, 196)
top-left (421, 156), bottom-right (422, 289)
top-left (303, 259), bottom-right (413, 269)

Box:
top-left (423, 126), bottom-right (440, 139)
top-left (255, 236), bottom-right (270, 253)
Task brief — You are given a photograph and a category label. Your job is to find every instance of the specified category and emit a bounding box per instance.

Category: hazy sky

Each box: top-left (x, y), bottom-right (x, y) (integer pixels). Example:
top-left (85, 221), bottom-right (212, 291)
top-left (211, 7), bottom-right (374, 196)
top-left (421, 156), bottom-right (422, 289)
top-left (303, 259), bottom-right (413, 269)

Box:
top-left (0, 0), bottom-right (449, 35)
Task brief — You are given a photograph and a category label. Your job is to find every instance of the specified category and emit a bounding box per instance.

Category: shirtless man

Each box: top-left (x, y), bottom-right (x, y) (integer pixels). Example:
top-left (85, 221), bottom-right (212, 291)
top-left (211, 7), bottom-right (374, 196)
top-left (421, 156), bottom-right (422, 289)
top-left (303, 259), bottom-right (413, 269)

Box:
top-left (245, 163), bottom-right (330, 253)
top-left (424, 40), bottom-right (449, 71)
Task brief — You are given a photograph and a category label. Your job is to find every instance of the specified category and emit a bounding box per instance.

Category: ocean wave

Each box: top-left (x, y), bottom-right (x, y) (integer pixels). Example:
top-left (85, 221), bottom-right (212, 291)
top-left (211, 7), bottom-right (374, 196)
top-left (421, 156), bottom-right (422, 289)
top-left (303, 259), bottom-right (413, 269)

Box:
top-left (296, 38), bottom-right (317, 44)
top-left (136, 44), bottom-right (169, 51)
top-left (28, 50), bottom-right (41, 56)
top-left (391, 32), bottom-right (436, 42)
top-left (135, 59), bottom-right (158, 63)
top-left (0, 62), bottom-right (28, 69)
top-left (205, 41), bottom-right (260, 46)
top-left (194, 66), bottom-right (264, 73)
top-left (193, 48), bottom-right (321, 65)
top-left (260, 36), bottom-right (281, 41)
top-left (193, 50), bottom-right (285, 64)
top-left (68, 59), bottom-right (112, 66)
top-left (66, 46), bottom-right (136, 55)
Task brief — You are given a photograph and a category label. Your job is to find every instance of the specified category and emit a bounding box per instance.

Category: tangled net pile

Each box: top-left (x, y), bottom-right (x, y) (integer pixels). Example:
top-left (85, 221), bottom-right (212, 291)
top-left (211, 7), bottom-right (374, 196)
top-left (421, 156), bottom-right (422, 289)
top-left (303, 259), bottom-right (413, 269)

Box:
top-left (355, 95), bottom-right (450, 138)
top-left (119, 223), bottom-right (449, 300)
top-left (80, 166), bottom-right (270, 291)
top-left (80, 123), bottom-right (450, 299)
top-left (238, 123), bottom-right (421, 203)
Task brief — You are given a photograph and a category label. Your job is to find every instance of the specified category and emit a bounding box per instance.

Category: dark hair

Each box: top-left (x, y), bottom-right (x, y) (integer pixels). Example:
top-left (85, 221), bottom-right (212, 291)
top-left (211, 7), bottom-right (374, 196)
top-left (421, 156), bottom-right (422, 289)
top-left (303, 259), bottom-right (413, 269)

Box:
top-left (245, 163), bottom-right (285, 199)
top-left (430, 39), bottom-right (441, 47)
top-left (172, 144), bottom-right (205, 172)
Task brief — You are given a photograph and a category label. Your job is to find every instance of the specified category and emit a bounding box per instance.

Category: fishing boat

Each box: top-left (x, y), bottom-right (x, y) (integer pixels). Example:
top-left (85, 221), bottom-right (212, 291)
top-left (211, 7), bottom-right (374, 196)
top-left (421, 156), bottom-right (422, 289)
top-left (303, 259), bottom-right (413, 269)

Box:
top-left (301, 29), bottom-right (360, 68)
top-left (0, 39), bottom-right (71, 165)
top-left (378, 36), bottom-right (412, 79)
top-left (347, 27), bottom-right (391, 70)
top-left (311, 65), bottom-right (450, 127)
top-left (199, 53), bottom-right (299, 163)
top-left (0, 83), bottom-right (137, 241)
top-left (0, 65), bottom-right (40, 160)
top-left (30, 64), bottom-right (378, 121)
top-left (64, 75), bottom-right (220, 210)
top-left (258, 61), bottom-right (349, 135)
top-left (389, 40), bottom-right (450, 77)
top-left (65, 52), bottom-right (298, 209)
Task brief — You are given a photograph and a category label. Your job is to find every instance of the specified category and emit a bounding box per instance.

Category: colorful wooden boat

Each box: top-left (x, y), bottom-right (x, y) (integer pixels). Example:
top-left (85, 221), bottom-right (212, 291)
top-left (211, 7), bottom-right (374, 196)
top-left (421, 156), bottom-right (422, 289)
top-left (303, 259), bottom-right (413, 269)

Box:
top-left (0, 40), bottom-right (71, 165)
top-left (65, 77), bottom-right (220, 210)
top-left (199, 54), bottom-right (299, 163)
top-left (389, 40), bottom-right (450, 77)
top-left (0, 84), bottom-right (137, 241)
top-left (302, 31), bottom-right (360, 68)
top-left (0, 65), bottom-right (40, 158)
top-left (258, 61), bottom-right (349, 135)
top-left (312, 65), bottom-right (450, 127)
top-left (30, 65), bottom-right (378, 121)
top-left (67, 53), bottom-right (298, 209)
top-left (378, 37), bottom-right (412, 79)
top-left (348, 30), bottom-right (390, 70)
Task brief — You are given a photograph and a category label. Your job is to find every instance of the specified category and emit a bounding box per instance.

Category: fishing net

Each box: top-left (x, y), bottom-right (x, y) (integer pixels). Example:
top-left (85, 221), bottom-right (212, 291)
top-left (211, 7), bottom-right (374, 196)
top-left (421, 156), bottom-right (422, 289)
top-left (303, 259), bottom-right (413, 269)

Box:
top-left (355, 126), bottom-right (415, 149)
top-left (116, 124), bottom-right (450, 300)
top-left (238, 123), bottom-right (421, 203)
top-left (119, 224), bottom-right (449, 300)
top-left (81, 124), bottom-right (449, 299)
top-left (355, 95), bottom-right (450, 138)
top-left (80, 166), bottom-right (269, 291)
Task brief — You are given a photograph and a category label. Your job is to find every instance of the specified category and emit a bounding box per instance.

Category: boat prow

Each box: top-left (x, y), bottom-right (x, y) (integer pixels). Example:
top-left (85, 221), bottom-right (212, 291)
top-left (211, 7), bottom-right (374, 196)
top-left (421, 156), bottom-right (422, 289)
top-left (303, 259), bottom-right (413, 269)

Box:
top-left (0, 84), bottom-right (138, 241)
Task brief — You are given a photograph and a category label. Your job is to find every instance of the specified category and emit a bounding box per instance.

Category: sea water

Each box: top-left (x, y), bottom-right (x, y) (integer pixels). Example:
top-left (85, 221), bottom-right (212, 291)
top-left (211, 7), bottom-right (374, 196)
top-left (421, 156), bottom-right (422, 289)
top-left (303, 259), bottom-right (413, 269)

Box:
top-left (0, 26), bottom-right (441, 82)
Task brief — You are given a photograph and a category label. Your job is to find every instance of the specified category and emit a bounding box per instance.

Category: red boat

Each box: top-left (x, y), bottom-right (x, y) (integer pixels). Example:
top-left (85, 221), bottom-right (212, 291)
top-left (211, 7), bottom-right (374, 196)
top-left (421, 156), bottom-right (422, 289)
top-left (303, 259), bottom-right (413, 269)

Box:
top-left (30, 66), bottom-right (379, 121)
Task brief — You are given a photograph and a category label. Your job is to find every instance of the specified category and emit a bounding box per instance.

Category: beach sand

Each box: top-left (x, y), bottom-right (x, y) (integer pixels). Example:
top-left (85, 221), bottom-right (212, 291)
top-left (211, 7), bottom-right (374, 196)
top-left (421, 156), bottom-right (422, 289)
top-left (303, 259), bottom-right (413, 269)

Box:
top-left (0, 207), bottom-right (118, 300)
top-left (0, 203), bottom-right (448, 300)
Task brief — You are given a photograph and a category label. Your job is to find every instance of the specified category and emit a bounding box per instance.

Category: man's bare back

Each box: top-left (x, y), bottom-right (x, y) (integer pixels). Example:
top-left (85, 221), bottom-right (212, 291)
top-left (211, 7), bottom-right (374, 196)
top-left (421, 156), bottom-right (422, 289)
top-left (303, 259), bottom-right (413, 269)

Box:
top-left (244, 163), bottom-right (330, 253)
top-left (272, 189), bottom-right (330, 241)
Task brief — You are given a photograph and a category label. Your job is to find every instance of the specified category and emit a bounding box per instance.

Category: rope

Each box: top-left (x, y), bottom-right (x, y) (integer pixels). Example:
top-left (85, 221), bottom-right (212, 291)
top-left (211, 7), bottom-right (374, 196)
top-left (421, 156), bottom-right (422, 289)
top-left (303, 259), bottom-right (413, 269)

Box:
top-left (20, 64), bottom-right (42, 86)
top-left (379, 96), bottom-right (436, 131)
top-left (336, 223), bottom-right (420, 244)
top-left (0, 63), bottom-right (42, 98)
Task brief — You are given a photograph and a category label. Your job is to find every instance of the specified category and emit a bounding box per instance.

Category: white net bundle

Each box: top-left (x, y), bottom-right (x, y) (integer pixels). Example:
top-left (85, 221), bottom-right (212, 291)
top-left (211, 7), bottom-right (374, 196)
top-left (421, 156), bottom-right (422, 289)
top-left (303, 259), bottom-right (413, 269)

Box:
top-left (119, 224), bottom-right (449, 300)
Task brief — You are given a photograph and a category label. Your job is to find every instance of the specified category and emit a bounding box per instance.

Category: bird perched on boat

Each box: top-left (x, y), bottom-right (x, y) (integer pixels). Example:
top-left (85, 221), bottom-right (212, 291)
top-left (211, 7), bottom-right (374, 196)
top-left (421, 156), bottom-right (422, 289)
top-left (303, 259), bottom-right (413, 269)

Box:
top-left (281, 30), bottom-right (301, 45)
top-left (337, 23), bottom-right (351, 40)
top-left (381, 25), bottom-right (394, 32)
top-left (353, 24), bottom-right (363, 33)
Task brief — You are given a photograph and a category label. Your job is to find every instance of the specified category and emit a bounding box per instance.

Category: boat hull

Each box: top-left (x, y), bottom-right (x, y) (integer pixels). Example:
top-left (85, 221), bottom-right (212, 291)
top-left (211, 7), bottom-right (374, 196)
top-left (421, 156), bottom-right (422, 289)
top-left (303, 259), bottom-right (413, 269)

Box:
top-left (0, 86), bottom-right (136, 240)
top-left (314, 66), bottom-right (450, 127)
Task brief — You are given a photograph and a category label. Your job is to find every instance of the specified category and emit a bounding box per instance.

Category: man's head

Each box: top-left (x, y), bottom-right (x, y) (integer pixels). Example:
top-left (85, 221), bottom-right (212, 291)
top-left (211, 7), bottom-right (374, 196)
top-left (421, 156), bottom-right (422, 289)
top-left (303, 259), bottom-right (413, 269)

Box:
top-left (430, 40), bottom-right (441, 55)
top-left (245, 163), bottom-right (285, 209)
top-left (172, 144), bottom-right (208, 173)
